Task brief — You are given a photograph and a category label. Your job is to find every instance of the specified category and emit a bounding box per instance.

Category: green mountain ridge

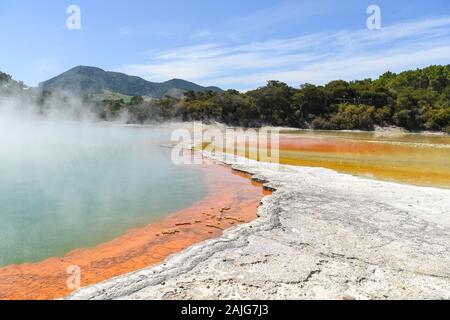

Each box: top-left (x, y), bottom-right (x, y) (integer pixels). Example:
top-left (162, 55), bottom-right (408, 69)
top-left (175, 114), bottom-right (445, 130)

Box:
top-left (2, 65), bottom-right (448, 132)
top-left (39, 66), bottom-right (223, 98)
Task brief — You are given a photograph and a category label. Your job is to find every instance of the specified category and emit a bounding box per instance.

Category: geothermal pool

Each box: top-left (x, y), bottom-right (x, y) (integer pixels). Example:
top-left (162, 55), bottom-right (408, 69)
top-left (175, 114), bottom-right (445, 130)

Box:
top-left (0, 123), bottom-right (207, 267)
top-left (277, 130), bottom-right (450, 188)
top-left (210, 128), bottom-right (450, 188)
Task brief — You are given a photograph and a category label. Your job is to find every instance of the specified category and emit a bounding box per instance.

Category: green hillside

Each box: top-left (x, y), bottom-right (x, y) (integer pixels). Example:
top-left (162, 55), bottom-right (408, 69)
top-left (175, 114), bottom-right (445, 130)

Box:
top-left (39, 66), bottom-right (222, 98)
top-left (97, 65), bottom-right (449, 132)
top-left (2, 65), bottom-right (448, 132)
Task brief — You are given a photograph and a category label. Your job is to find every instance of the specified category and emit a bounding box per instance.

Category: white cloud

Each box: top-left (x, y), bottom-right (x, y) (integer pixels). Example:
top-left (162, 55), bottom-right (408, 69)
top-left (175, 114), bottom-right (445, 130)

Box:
top-left (119, 27), bottom-right (133, 36)
top-left (117, 16), bottom-right (450, 90)
top-left (191, 31), bottom-right (213, 38)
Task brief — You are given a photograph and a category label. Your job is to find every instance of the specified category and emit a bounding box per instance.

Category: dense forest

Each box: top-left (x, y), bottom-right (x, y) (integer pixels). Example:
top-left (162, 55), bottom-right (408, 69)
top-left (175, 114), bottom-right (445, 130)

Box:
top-left (1, 65), bottom-right (449, 133)
top-left (95, 65), bottom-right (450, 133)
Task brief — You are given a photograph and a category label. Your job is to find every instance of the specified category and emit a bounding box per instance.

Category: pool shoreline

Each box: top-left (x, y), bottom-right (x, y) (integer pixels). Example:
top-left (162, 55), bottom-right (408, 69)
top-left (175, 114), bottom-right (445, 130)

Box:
top-left (66, 151), bottom-right (450, 300)
top-left (0, 159), bottom-right (268, 300)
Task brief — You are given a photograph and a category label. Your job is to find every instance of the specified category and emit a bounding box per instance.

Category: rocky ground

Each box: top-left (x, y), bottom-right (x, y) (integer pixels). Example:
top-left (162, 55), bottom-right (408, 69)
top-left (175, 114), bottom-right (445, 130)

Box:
top-left (67, 153), bottom-right (450, 300)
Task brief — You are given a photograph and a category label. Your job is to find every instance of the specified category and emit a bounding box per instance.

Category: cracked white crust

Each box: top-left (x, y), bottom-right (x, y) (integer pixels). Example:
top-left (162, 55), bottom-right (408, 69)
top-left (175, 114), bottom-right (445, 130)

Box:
top-left (67, 153), bottom-right (450, 300)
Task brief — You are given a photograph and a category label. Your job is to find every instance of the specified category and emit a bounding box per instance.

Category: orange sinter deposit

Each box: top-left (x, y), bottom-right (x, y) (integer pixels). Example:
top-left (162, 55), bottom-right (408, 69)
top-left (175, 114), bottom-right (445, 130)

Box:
top-left (275, 136), bottom-right (450, 188)
top-left (0, 159), bottom-right (270, 300)
top-left (221, 134), bottom-right (450, 188)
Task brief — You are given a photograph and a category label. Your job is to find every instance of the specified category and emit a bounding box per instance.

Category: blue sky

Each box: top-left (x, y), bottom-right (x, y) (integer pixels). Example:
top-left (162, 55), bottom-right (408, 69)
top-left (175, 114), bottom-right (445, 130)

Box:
top-left (0, 0), bottom-right (449, 90)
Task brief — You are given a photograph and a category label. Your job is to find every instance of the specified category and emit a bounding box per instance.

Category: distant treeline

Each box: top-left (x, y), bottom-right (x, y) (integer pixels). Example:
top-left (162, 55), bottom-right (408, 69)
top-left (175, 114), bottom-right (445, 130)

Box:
top-left (1, 65), bottom-right (449, 133)
top-left (0, 71), bottom-right (25, 92)
top-left (95, 65), bottom-right (449, 133)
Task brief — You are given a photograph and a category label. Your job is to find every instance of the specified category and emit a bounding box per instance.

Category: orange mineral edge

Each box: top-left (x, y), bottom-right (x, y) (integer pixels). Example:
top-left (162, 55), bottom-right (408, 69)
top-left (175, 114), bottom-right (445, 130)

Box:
top-left (0, 159), bottom-right (270, 300)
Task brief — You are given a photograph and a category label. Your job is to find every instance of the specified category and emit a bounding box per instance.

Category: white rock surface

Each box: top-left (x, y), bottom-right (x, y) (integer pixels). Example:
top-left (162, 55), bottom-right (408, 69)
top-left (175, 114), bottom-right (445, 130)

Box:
top-left (67, 153), bottom-right (450, 300)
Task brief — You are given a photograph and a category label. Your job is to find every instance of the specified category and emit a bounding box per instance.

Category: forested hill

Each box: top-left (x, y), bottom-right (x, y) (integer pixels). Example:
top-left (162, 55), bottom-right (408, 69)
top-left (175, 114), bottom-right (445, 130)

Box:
top-left (97, 65), bottom-right (449, 133)
top-left (39, 66), bottom-right (223, 98)
top-left (1, 65), bottom-right (449, 133)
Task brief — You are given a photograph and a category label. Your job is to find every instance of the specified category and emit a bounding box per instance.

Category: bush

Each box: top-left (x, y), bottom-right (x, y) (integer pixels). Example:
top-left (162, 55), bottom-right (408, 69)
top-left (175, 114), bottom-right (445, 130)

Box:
top-left (311, 117), bottom-right (331, 130)
top-left (327, 104), bottom-right (375, 130)
top-left (426, 107), bottom-right (450, 131)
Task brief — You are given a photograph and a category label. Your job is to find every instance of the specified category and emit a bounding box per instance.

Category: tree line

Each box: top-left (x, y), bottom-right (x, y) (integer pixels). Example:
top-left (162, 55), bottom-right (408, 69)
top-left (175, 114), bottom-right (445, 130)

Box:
top-left (96, 65), bottom-right (449, 133)
top-left (2, 65), bottom-right (449, 133)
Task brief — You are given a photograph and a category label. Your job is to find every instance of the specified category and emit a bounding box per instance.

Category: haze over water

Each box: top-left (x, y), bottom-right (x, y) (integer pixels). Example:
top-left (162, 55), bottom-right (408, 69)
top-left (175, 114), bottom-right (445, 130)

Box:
top-left (0, 115), bottom-right (207, 267)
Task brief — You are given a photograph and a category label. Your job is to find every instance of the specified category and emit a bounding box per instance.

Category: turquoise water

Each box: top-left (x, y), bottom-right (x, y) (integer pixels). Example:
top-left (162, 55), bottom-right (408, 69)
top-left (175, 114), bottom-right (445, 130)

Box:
top-left (0, 122), bottom-right (207, 267)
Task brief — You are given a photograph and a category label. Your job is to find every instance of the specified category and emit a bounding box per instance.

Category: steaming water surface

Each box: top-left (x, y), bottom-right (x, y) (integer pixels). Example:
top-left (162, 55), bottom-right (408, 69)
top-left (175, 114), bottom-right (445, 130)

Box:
top-left (0, 121), bottom-right (206, 266)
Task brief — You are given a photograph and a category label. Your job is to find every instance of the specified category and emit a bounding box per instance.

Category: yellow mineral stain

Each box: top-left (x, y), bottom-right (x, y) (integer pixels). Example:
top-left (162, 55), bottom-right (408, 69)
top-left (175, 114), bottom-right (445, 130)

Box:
top-left (205, 129), bottom-right (450, 188)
